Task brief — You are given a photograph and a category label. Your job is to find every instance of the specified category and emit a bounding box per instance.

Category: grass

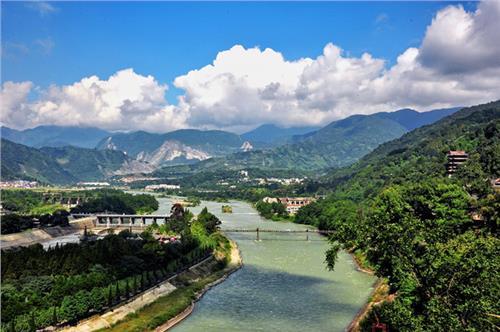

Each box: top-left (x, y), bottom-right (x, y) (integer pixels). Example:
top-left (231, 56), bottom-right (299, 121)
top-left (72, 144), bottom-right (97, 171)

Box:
top-left (102, 268), bottom-right (226, 332)
top-left (29, 203), bottom-right (67, 215)
top-left (100, 232), bottom-right (234, 332)
top-left (352, 249), bottom-right (376, 272)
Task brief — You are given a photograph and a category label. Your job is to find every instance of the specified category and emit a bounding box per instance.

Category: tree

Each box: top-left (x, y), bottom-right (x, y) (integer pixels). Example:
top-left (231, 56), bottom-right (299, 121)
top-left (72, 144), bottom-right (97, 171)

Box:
top-left (197, 207), bottom-right (221, 233)
top-left (52, 306), bottom-right (58, 325)
top-left (107, 286), bottom-right (113, 307)
top-left (133, 275), bottom-right (138, 294)
top-left (125, 279), bottom-right (130, 299)
top-left (114, 283), bottom-right (120, 303)
top-left (29, 311), bottom-right (36, 331)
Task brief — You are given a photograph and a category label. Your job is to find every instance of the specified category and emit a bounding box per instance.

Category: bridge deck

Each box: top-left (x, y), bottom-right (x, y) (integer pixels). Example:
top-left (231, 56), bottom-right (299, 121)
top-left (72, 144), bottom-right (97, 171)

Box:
top-left (223, 229), bottom-right (334, 234)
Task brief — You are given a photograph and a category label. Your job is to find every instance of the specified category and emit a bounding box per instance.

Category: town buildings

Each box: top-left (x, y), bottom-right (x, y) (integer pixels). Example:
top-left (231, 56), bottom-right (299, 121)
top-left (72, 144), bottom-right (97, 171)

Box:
top-left (262, 196), bottom-right (315, 215)
top-left (145, 184), bottom-right (181, 191)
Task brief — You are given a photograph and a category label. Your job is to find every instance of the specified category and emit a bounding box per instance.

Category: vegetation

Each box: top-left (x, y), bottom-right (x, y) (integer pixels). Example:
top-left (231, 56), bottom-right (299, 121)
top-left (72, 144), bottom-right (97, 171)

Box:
top-left (294, 101), bottom-right (500, 331)
top-left (152, 108), bottom-right (458, 174)
top-left (185, 196), bottom-right (201, 207)
top-left (95, 129), bottom-right (246, 159)
top-left (255, 200), bottom-right (289, 221)
top-left (1, 138), bottom-right (131, 184)
top-left (70, 189), bottom-right (158, 214)
top-left (1, 210), bottom-right (70, 235)
top-left (0, 205), bottom-right (222, 331)
top-left (221, 205), bottom-right (232, 213)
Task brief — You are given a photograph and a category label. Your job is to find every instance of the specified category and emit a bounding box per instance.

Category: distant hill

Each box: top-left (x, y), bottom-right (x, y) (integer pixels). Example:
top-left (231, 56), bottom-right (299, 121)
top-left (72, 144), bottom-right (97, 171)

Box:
top-left (291, 103), bottom-right (500, 332)
top-left (241, 124), bottom-right (320, 146)
top-left (1, 139), bottom-right (77, 184)
top-left (1, 125), bottom-right (112, 149)
top-left (1, 139), bottom-right (153, 184)
top-left (96, 129), bottom-right (250, 167)
top-left (172, 107), bottom-right (461, 173)
top-left (318, 102), bottom-right (499, 195)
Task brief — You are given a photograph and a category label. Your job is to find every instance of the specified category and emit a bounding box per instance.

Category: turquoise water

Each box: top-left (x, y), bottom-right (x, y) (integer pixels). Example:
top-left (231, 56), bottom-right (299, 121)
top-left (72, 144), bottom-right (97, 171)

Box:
top-left (157, 197), bottom-right (375, 332)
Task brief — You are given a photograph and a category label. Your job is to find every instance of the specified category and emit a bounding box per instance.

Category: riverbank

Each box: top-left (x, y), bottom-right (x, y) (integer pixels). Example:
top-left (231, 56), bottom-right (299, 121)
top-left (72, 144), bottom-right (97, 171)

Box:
top-left (101, 238), bottom-right (242, 332)
top-left (0, 217), bottom-right (94, 249)
top-left (345, 249), bottom-right (387, 331)
top-left (346, 278), bottom-right (390, 332)
top-left (156, 238), bottom-right (242, 331)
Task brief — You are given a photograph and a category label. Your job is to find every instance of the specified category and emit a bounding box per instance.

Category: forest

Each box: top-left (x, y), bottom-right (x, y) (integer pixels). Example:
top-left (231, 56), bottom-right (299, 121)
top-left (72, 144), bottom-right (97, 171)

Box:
top-left (294, 102), bottom-right (500, 330)
top-left (1, 207), bottom-right (222, 331)
top-left (69, 189), bottom-right (158, 214)
top-left (0, 189), bottom-right (158, 234)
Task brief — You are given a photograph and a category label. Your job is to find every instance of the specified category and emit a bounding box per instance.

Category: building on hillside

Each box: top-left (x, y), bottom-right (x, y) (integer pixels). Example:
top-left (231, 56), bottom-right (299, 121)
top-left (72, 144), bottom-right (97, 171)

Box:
top-left (262, 197), bottom-right (278, 204)
top-left (492, 178), bottom-right (500, 191)
top-left (446, 150), bottom-right (468, 176)
top-left (0, 180), bottom-right (38, 189)
top-left (278, 197), bottom-right (315, 215)
top-left (77, 182), bottom-right (110, 187)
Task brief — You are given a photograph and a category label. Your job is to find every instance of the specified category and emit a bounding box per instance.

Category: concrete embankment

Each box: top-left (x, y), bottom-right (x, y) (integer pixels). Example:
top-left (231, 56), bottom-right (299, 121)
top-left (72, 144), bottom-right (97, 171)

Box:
top-left (59, 240), bottom-right (242, 332)
top-left (156, 240), bottom-right (242, 332)
top-left (0, 217), bottom-right (95, 249)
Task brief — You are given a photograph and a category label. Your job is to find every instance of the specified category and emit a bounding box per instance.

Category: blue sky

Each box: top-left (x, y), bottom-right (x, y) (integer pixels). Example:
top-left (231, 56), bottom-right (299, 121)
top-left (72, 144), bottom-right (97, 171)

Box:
top-left (3, 1), bottom-right (498, 133)
top-left (2, 1), bottom-right (475, 102)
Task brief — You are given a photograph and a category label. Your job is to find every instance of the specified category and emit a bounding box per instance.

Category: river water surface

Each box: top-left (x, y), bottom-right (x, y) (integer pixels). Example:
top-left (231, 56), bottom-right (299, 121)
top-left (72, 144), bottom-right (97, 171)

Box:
top-left (155, 197), bottom-right (375, 332)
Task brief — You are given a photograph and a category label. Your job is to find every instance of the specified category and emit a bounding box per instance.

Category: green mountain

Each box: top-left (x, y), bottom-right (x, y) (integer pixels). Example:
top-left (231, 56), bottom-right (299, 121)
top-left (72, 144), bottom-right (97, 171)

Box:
top-left (241, 124), bottom-right (320, 146)
top-left (294, 101), bottom-right (500, 331)
top-left (314, 103), bottom-right (498, 197)
top-left (164, 107), bottom-right (459, 173)
top-left (1, 139), bottom-right (149, 184)
top-left (1, 125), bottom-right (111, 149)
top-left (96, 129), bottom-right (251, 166)
top-left (1, 139), bottom-right (77, 184)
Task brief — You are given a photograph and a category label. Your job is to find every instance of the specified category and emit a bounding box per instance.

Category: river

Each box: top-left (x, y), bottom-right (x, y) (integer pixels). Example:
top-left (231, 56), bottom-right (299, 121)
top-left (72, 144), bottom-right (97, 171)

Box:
top-left (155, 197), bottom-right (375, 332)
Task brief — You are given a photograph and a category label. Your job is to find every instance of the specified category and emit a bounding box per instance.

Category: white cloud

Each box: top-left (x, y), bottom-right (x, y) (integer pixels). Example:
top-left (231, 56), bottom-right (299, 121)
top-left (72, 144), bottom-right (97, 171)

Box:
top-left (1, 42), bottom-right (29, 59)
top-left (418, 1), bottom-right (500, 74)
top-left (375, 13), bottom-right (389, 24)
top-left (174, 1), bottom-right (500, 129)
top-left (1, 69), bottom-right (188, 132)
top-left (2, 1), bottom-right (500, 132)
top-left (25, 1), bottom-right (57, 16)
top-left (35, 37), bottom-right (55, 55)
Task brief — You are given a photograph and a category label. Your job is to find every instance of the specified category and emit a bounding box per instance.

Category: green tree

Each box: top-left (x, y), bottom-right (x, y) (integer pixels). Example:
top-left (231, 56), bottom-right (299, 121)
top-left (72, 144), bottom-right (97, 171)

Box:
top-left (107, 286), bottom-right (113, 307)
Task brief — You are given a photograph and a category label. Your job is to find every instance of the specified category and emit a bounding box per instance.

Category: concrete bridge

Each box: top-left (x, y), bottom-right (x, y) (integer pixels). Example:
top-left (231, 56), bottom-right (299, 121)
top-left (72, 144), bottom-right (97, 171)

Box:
top-left (71, 214), bottom-right (172, 228)
top-left (43, 194), bottom-right (89, 206)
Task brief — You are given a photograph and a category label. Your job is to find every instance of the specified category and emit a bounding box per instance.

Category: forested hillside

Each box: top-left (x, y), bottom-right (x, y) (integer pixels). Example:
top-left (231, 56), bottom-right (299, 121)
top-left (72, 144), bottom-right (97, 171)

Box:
top-left (295, 101), bottom-right (500, 331)
top-left (171, 107), bottom-right (459, 173)
top-left (1, 125), bottom-right (111, 149)
top-left (1, 139), bottom-right (77, 184)
top-left (1, 139), bottom-right (141, 184)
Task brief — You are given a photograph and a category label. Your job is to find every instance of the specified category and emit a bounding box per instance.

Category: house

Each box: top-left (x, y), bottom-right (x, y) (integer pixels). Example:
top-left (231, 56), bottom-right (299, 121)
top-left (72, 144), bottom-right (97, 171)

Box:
top-left (278, 197), bottom-right (315, 215)
top-left (492, 178), bottom-right (500, 191)
top-left (446, 150), bottom-right (468, 176)
top-left (262, 197), bottom-right (279, 204)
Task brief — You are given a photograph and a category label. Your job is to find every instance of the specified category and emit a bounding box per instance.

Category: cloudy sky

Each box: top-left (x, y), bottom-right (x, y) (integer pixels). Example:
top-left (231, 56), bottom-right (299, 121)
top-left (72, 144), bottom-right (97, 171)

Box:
top-left (1, 1), bottom-right (499, 133)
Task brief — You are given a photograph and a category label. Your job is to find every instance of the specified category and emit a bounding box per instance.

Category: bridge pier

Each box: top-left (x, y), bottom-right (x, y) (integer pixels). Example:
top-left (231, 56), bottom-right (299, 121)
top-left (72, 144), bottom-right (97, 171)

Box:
top-left (141, 217), bottom-right (145, 227)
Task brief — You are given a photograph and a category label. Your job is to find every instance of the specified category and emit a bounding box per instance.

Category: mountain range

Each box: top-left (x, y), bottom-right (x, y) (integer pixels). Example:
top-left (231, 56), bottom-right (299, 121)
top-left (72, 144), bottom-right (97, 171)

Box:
top-left (1, 126), bottom-right (111, 149)
top-left (160, 107), bottom-right (460, 173)
top-left (0, 139), bottom-right (153, 184)
top-left (241, 124), bottom-right (320, 146)
top-left (1, 106), bottom-right (462, 184)
top-left (317, 102), bottom-right (499, 195)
